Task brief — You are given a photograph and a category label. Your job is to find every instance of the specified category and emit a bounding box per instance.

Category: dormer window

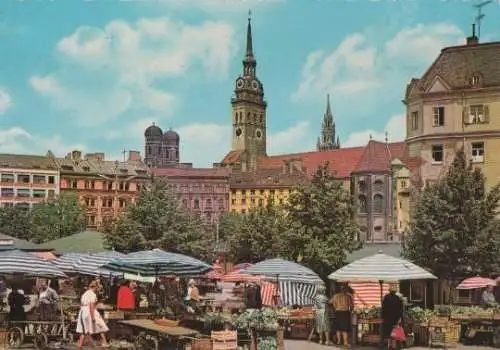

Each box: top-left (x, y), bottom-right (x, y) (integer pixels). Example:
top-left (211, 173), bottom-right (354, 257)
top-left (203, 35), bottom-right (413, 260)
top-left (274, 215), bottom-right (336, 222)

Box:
top-left (471, 75), bottom-right (480, 87)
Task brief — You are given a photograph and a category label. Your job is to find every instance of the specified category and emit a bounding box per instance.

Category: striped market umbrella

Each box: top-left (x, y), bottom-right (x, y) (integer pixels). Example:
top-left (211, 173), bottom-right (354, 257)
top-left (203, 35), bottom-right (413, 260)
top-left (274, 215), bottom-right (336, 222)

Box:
top-left (0, 250), bottom-right (67, 278)
top-left (457, 276), bottom-right (496, 290)
top-left (74, 251), bottom-right (125, 276)
top-left (102, 249), bottom-right (211, 277)
top-left (201, 270), bottom-right (224, 280)
top-left (221, 270), bottom-right (262, 283)
top-left (245, 258), bottom-right (323, 284)
top-left (51, 253), bottom-right (89, 273)
top-left (230, 262), bottom-right (252, 272)
top-left (328, 251), bottom-right (437, 282)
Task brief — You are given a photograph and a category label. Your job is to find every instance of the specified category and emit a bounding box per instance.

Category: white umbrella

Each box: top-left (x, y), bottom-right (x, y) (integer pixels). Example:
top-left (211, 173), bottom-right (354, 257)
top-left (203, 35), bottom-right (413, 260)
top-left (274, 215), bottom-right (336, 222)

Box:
top-left (328, 251), bottom-right (437, 282)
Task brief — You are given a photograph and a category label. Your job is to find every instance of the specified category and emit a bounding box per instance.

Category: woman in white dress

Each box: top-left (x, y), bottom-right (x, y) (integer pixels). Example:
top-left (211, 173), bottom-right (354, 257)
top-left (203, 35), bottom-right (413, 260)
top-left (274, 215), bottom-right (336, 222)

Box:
top-left (76, 281), bottom-right (110, 348)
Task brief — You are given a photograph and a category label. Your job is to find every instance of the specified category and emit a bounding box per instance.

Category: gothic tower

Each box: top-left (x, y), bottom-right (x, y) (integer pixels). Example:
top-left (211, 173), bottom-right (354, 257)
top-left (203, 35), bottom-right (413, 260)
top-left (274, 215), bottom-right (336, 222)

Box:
top-left (317, 94), bottom-right (340, 151)
top-left (231, 12), bottom-right (267, 171)
top-left (144, 123), bottom-right (163, 167)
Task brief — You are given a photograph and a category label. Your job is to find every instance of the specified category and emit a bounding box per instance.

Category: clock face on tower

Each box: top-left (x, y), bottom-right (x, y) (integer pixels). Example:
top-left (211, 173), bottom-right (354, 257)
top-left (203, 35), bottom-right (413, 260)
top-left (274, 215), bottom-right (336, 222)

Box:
top-left (236, 79), bottom-right (244, 89)
top-left (235, 128), bottom-right (242, 137)
top-left (255, 129), bottom-right (262, 139)
top-left (251, 80), bottom-right (259, 90)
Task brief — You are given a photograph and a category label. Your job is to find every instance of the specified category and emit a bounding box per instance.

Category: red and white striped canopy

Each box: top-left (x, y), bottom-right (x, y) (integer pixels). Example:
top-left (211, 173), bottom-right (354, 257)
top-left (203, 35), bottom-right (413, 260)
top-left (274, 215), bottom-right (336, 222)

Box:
top-left (457, 277), bottom-right (496, 290)
top-left (201, 270), bottom-right (224, 280)
top-left (221, 271), bottom-right (262, 283)
top-left (349, 282), bottom-right (390, 309)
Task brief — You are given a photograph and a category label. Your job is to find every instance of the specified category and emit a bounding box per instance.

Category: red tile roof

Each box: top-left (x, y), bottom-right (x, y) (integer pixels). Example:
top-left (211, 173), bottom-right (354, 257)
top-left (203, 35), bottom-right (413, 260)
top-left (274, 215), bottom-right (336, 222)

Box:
top-left (221, 150), bottom-right (245, 165)
top-left (152, 167), bottom-right (229, 178)
top-left (258, 147), bottom-right (366, 178)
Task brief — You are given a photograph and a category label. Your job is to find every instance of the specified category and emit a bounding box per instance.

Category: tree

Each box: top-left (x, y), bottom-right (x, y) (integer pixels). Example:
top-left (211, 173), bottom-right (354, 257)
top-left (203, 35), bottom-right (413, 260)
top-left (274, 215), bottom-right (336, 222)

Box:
top-left (403, 149), bottom-right (500, 280)
top-left (103, 178), bottom-right (212, 259)
top-left (0, 206), bottom-right (32, 240)
top-left (286, 164), bottom-right (360, 280)
top-left (225, 200), bottom-right (290, 263)
top-left (30, 192), bottom-right (86, 243)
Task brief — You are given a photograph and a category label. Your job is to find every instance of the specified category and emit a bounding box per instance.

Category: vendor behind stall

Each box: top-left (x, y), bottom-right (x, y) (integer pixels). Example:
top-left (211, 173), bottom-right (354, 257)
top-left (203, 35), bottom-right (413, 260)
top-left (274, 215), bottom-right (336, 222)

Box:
top-left (482, 285), bottom-right (497, 307)
top-left (39, 281), bottom-right (59, 321)
top-left (117, 281), bottom-right (136, 311)
top-left (185, 279), bottom-right (200, 313)
top-left (8, 284), bottom-right (27, 322)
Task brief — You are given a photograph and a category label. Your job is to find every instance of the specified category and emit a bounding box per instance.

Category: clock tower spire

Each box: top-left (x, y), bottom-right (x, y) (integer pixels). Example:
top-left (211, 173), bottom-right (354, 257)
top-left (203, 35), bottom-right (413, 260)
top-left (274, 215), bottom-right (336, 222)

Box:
top-left (230, 11), bottom-right (267, 171)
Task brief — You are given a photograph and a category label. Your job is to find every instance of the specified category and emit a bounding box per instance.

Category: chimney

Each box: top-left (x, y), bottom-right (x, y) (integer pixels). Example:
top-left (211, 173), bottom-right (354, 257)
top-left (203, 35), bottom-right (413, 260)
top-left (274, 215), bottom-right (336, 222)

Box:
top-left (85, 153), bottom-right (105, 162)
top-left (128, 150), bottom-right (141, 162)
top-left (71, 150), bottom-right (82, 161)
top-left (466, 23), bottom-right (479, 46)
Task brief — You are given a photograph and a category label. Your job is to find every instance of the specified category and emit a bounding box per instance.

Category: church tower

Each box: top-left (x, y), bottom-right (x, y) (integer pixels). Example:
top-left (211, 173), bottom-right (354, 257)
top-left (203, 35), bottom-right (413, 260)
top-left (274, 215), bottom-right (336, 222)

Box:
top-left (317, 94), bottom-right (340, 151)
top-left (231, 12), bottom-right (267, 171)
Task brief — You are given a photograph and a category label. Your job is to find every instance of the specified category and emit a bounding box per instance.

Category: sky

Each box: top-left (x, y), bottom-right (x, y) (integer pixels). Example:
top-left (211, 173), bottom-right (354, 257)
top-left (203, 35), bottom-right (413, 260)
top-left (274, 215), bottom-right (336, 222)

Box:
top-left (1, 0), bottom-right (500, 167)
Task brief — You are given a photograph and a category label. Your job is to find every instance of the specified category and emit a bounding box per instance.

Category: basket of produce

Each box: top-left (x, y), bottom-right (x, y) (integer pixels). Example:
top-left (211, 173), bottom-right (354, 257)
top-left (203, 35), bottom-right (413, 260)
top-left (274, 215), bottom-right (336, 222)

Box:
top-left (406, 307), bottom-right (436, 325)
top-left (154, 318), bottom-right (180, 327)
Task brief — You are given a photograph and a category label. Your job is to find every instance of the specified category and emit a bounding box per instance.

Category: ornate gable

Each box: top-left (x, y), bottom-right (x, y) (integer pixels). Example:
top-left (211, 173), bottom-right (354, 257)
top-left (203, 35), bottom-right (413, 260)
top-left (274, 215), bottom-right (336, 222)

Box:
top-left (426, 75), bottom-right (451, 93)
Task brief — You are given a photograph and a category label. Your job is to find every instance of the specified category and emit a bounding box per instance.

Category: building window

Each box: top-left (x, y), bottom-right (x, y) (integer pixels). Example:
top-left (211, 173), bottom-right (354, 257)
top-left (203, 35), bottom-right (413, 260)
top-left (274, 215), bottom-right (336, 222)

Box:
top-left (400, 180), bottom-right (407, 188)
top-left (433, 107), bottom-right (445, 127)
top-left (471, 75), bottom-right (480, 86)
top-left (431, 145), bottom-right (444, 163)
top-left (48, 176), bottom-right (55, 184)
top-left (358, 195), bottom-right (367, 213)
top-left (182, 199), bottom-right (188, 207)
top-left (469, 105), bottom-right (487, 124)
top-left (0, 188), bottom-right (14, 197)
top-left (0, 173), bottom-right (14, 183)
top-left (411, 111), bottom-right (419, 130)
top-left (218, 199), bottom-right (224, 211)
top-left (206, 199), bottom-right (212, 209)
top-left (374, 226), bottom-right (382, 232)
top-left (241, 198), bottom-right (246, 205)
top-left (231, 199), bottom-right (236, 205)
top-left (87, 216), bottom-right (96, 226)
top-left (241, 209), bottom-right (246, 214)
top-left (33, 175), bottom-right (46, 184)
top-left (17, 174), bottom-right (30, 183)
top-left (107, 182), bottom-right (113, 191)
top-left (32, 189), bottom-right (46, 198)
top-left (85, 198), bottom-right (96, 207)
top-left (258, 199), bottom-right (264, 206)
top-left (399, 201), bottom-right (403, 209)
top-left (358, 180), bottom-right (366, 192)
top-left (71, 180), bottom-right (78, 189)
top-left (471, 142), bottom-right (484, 163)
top-left (193, 199), bottom-right (200, 210)
top-left (373, 194), bottom-right (384, 214)
top-left (119, 199), bottom-right (126, 208)
top-left (84, 181), bottom-right (91, 189)
top-left (48, 189), bottom-right (55, 199)
top-left (17, 189), bottom-right (31, 198)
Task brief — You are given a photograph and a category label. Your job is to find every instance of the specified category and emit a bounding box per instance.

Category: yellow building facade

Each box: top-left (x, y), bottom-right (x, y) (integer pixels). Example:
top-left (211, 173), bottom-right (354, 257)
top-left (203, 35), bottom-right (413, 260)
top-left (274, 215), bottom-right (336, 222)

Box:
top-left (230, 187), bottom-right (291, 213)
top-left (404, 35), bottom-right (500, 190)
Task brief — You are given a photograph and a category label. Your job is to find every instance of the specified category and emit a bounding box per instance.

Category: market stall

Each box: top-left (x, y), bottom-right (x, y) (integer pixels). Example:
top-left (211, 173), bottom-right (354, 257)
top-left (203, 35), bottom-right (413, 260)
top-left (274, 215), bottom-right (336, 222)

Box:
top-left (328, 251), bottom-right (437, 346)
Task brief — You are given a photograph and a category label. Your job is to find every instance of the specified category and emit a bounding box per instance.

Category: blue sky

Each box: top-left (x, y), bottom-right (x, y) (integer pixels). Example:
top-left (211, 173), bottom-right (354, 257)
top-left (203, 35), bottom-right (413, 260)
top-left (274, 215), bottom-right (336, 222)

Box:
top-left (1, 0), bottom-right (499, 167)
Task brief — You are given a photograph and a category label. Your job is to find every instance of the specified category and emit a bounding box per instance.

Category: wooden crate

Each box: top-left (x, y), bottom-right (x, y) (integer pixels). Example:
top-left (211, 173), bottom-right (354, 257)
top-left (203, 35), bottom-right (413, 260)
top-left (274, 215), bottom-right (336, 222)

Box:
top-left (429, 324), bottom-right (460, 345)
top-left (361, 333), bottom-right (381, 344)
top-left (211, 330), bottom-right (237, 350)
top-left (190, 338), bottom-right (212, 350)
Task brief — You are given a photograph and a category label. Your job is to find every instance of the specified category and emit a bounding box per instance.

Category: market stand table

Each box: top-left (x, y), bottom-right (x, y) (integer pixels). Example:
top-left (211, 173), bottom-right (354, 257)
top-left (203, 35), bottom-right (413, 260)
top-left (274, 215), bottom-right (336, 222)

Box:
top-left (119, 319), bottom-right (199, 350)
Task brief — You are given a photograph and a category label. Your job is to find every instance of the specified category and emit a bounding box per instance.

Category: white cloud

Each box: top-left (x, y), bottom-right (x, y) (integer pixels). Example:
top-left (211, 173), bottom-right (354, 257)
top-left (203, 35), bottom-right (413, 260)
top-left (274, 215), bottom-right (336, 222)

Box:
top-left (0, 127), bottom-right (85, 156)
top-left (0, 88), bottom-right (12, 114)
top-left (267, 121), bottom-right (313, 155)
top-left (342, 114), bottom-right (405, 147)
top-left (385, 23), bottom-right (463, 64)
top-left (30, 17), bottom-right (236, 126)
top-left (293, 23), bottom-right (464, 102)
top-left (163, 0), bottom-right (282, 14)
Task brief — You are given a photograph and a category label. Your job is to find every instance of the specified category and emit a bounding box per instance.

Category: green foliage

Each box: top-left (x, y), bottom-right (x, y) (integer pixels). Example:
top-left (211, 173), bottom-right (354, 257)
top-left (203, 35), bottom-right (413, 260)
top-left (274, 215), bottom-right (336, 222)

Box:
top-left (0, 192), bottom-right (85, 243)
top-left (30, 192), bottom-right (86, 243)
top-left (403, 149), bottom-right (500, 280)
top-left (103, 178), bottom-right (212, 259)
top-left (285, 163), bottom-right (360, 280)
top-left (225, 199), bottom-right (290, 263)
top-left (0, 205), bottom-right (32, 240)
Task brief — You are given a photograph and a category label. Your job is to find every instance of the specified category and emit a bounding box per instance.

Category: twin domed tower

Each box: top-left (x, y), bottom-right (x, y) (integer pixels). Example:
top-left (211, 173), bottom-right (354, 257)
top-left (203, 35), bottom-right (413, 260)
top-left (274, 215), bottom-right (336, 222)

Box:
top-left (144, 123), bottom-right (180, 168)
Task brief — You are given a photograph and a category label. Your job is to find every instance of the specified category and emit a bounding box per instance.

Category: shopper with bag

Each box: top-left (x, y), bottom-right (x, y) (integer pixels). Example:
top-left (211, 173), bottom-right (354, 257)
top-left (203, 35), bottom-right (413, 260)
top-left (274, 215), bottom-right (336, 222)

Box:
top-left (382, 284), bottom-right (404, 350)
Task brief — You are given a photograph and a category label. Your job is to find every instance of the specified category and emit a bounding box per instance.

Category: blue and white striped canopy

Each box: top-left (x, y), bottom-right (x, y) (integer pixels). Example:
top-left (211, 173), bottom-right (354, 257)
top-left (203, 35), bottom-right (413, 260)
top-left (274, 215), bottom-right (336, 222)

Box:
top-left (245, 258), bottom-right (323, 284)
top-left (74, 251), bottom-right (125, 276)
top-left (328, 252), bottom-right (437, 282)
top-left (52, 253), bottom-right (90, 273)
top-left (0, 250), bottom-right (66, 278)
top-left (279, 281), bottom-right (319, 306)
top-left (102, 249), bottom-right (212, 277)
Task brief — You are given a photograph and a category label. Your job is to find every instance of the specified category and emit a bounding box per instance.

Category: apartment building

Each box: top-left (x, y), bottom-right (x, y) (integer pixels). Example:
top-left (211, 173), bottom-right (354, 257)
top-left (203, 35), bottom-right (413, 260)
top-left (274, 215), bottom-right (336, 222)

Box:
top-left (0, 153), bottom-right (59, 209)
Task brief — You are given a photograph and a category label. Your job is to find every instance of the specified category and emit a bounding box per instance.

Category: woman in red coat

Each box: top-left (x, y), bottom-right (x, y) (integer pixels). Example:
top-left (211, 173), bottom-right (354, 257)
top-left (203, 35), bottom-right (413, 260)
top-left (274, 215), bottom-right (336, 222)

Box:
top-left (117, 281), bottom-right (136, 310)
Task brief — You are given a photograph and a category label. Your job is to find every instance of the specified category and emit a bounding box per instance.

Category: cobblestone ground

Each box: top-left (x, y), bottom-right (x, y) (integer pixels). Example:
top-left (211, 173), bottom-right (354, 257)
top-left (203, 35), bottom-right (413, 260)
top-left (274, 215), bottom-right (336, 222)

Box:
top-left (284, 340), bottom-right (496, 350)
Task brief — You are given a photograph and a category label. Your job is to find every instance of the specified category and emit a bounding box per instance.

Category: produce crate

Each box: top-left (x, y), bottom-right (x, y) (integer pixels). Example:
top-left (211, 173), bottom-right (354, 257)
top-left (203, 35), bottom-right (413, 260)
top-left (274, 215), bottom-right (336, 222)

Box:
top-left (413, 324), bottom-right (429, 346)
top-left (429, 316), bottom-right (450, 327)
top-left (361, 333), bottom-right (381, 344)
top-left (211, 330), bottom-right (237, 350)
top-left (189, 337), bottom-right (212, 350)
top-left (429, 323), bottom-right (460, 346)
top-left (450, 313), bottom-right (470, 320)
top-left (470, 312), bottom-right (494, 319)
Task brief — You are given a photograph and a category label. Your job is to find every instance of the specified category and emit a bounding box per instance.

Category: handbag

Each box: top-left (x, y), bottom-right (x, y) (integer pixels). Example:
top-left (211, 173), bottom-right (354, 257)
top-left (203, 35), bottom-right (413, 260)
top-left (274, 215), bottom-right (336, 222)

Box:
top-left (391, 326), bottom-right (406, 341)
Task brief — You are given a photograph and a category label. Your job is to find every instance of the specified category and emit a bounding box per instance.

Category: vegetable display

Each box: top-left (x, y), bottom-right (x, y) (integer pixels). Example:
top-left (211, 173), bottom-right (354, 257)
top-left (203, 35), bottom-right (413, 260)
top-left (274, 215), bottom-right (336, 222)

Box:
top-left (231, 308), bottom-right (279, 331)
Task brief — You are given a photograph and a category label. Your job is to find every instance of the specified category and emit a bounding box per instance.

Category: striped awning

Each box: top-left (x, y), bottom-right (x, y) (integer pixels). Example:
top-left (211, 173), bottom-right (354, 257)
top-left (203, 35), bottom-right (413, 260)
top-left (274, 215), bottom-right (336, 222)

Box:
top-left (102, 249), bottom-right (211, 277)
top-left (278, 281), bottom-right (318, 306)
top-left (350, 282), bottom-right (390, 309)
top-left (0, 250), bottom-right (66, 278)
top-left (457, 277), bottom-right (496, 290)
top-left (261, 282), bottom-right (277, 306)
top-left (202, 270), bottom-right (224, 280)
top-left (32, 252), bottom-right (57, 261)
top-left (221, 271), bottom-right (262, 283)
top-left (245, 258), bottom-right (323, 284)
top-left (74, 251), bottom-right (125, 276)
top-left (51, 253), bottom-right (88, 273)
top-left (328, 251), bottom-right (437, 282)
